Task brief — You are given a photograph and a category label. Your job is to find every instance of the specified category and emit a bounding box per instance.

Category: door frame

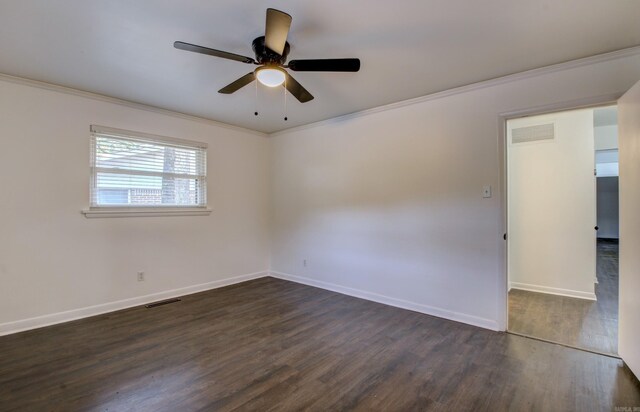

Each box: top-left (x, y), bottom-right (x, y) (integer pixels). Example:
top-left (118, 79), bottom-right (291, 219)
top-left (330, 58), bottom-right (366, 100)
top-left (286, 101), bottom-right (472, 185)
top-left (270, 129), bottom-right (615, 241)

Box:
top-left (497, 93), bottom-right (621, 331)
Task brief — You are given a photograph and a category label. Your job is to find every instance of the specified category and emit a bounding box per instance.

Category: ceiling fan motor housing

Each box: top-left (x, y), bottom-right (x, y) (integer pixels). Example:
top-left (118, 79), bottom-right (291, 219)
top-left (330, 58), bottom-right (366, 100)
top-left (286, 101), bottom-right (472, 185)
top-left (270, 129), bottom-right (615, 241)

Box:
top-left (252, 36), bottom-right (290, 65)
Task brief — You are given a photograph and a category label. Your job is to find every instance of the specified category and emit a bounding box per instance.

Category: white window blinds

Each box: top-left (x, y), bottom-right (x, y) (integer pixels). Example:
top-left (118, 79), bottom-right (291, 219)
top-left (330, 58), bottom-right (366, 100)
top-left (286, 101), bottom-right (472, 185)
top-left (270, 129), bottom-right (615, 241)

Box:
top-left (90, 126), bottom-right (207, 208)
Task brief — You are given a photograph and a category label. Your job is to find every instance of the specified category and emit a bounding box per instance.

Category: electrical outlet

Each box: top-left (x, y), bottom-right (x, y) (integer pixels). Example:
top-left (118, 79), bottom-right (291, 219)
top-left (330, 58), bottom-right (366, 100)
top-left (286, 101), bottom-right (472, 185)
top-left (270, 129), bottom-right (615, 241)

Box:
top-left (303, 259), bottom-right (307, 267)
top-left (137, 271), bottom-right (145, 281)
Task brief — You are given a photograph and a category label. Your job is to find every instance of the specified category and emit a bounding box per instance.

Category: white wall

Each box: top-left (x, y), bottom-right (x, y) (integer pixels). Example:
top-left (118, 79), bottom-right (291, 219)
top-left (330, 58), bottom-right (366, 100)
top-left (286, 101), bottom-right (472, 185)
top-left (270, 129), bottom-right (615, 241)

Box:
top-left (0, 78), bottom-right (271, 333)
top-left (507, 109), bottom-right (596, 300)
top-left (595, 125), bottom-right (619, 150)
top-left (2, 51), bottom-right (640, 336)
top-left (597, 177), bottom-right (619, 239)
top-left (270, 52), bottom-right (640, 330)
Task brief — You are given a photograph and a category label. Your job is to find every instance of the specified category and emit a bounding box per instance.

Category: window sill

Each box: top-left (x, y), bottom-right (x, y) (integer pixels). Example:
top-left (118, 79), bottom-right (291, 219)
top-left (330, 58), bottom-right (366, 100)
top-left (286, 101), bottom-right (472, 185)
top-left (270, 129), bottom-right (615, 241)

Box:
top-left (82, 208), bottom-right (212, 218)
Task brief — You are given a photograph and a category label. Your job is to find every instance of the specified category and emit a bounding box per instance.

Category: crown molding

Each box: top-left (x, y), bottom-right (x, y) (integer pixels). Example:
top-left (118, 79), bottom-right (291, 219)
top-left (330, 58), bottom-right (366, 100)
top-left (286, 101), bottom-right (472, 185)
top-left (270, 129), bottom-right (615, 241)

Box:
top-left (270, 45), bottom-right (640, 137)
top-left (2, 44), bottom-right (639, 138)
top-left (0, 72), bottom-right (268, 138)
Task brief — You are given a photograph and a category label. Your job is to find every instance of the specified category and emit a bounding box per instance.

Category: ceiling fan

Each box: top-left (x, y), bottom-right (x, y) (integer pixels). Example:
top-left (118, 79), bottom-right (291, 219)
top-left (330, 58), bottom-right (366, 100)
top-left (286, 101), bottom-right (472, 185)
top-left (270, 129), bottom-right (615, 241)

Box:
top-left (174, 8), bottom-right (360, 103)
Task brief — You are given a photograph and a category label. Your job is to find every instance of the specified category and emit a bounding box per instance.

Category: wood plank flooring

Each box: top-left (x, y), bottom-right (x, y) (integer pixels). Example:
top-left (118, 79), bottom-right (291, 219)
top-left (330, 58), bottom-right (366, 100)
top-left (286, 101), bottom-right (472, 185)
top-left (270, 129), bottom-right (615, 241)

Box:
top-left (1, 276), bottom-right (638, 411)
top-left (509, 239), bottom-right (619, 355)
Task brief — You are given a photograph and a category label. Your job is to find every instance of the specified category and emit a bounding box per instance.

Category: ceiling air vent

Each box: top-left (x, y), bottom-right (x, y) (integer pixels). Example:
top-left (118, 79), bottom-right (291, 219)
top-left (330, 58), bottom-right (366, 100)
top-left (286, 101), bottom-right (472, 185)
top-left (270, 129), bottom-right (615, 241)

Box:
top-left (511, 123), bottom-right (555, 144)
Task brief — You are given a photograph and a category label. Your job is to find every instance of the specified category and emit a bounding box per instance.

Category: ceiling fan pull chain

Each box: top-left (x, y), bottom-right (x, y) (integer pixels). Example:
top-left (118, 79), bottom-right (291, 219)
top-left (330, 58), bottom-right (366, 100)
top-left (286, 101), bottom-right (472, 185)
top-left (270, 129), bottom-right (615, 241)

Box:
top-left (254, 79), bottom-right (259, 116)
top-left (283, 76), bottom-right (288, 121)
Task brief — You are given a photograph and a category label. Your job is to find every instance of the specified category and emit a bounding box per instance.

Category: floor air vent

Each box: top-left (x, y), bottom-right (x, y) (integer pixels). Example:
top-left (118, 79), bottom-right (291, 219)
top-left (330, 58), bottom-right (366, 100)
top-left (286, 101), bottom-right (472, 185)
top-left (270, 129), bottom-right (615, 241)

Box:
top-left (512, 123), bottom-right (555, 144)
top-left (145, 298), bottom-right (181, 308)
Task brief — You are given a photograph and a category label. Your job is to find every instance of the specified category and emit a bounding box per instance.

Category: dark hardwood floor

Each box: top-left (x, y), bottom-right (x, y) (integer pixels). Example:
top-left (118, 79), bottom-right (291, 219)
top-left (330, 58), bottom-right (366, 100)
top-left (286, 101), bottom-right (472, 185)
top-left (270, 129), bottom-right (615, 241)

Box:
top-left (1, 276), bottom-right (638, 411)
top-left (509, 239), bottom-right (619, 355)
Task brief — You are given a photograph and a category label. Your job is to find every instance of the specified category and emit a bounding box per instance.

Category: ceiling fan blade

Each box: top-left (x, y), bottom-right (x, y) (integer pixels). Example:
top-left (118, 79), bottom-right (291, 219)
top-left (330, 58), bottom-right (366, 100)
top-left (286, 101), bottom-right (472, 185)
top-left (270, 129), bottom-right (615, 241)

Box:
top-left (218, 72), bottom-right (256, 94)
top-left (265, 8), bottom-right (292, 55)
top-left (284, 72), bottom-right (314, 103)
top-left (174, 41), bottom-right (255, 64)
top-left (288, 58), bottom-right (360, 72)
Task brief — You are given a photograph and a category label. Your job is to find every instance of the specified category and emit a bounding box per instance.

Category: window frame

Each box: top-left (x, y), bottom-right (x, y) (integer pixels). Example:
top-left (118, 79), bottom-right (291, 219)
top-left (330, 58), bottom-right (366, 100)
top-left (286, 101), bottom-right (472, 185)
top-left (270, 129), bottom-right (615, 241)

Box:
top-left (82, 125), bottom-right (211, 218)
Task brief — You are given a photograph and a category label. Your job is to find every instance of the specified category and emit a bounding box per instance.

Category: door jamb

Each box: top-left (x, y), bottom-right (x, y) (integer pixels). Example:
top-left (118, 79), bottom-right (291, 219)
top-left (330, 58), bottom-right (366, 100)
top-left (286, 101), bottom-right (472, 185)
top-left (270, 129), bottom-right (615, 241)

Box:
top-left (497, 93), bottom-right (621, 332)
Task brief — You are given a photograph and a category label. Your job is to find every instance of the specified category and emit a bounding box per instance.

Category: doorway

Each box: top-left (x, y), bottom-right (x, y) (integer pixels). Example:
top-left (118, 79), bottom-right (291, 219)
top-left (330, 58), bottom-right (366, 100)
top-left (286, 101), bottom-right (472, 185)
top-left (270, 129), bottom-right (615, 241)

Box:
top-left (506, 105), bottom-right (619, 356)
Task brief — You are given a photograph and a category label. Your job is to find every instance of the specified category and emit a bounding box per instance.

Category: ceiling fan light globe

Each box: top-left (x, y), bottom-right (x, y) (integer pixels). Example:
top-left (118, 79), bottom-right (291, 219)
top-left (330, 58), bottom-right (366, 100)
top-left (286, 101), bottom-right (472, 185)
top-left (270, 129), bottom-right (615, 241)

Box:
top-left (256, 67), bottom-right (286, 87)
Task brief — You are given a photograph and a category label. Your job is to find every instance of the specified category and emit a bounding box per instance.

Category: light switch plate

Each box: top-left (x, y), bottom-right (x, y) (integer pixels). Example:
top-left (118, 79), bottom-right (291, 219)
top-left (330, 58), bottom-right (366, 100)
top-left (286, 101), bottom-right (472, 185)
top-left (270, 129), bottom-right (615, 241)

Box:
top-left (482, 185), bottom-right (492, 198)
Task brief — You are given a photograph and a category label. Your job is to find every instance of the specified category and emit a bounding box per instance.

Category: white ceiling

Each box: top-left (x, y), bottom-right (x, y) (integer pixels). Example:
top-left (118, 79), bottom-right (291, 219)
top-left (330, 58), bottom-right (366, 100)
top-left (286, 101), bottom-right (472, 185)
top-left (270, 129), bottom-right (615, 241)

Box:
top-left (1, 1), bottom-right (639, 133)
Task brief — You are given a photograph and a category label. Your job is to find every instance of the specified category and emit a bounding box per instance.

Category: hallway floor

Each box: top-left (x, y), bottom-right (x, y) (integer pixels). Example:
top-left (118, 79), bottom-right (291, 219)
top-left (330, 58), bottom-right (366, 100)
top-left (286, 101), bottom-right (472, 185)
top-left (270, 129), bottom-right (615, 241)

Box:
top-left (508, 239), bottom-right (619, 355)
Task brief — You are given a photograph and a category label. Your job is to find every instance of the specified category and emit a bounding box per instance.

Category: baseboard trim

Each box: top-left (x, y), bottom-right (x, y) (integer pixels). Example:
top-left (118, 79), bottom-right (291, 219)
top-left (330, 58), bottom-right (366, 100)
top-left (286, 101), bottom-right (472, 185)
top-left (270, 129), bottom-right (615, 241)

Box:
top-left (269, 271), bottom-right (499, 331)
top-left (0, 271), bottom-right (269, 336)
top-left (509, 282), bottom-right (597, 301)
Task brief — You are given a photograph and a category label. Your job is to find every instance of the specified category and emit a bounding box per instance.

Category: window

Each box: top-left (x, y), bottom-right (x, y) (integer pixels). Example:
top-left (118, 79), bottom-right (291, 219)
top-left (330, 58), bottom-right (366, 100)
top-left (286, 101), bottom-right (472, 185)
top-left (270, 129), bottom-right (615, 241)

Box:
top-left (85, 126), bottom-right (209, 217)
